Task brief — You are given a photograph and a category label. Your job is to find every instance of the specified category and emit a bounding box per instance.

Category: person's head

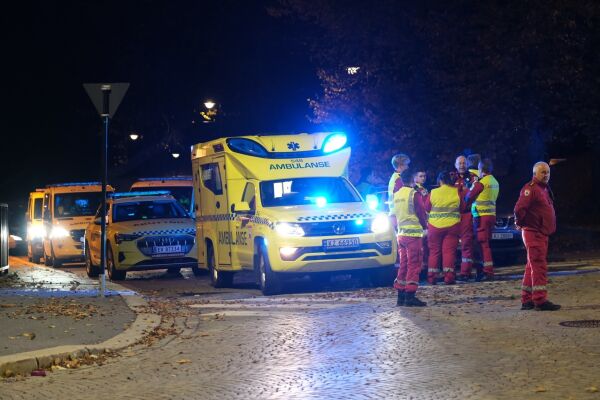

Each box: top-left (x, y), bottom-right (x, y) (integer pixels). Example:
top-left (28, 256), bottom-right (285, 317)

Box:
top-left (437, 171), bottom-right (455, 187)
top-left (478, 158), bottom-right (493, 176)
top-left (412, 170), bottom-right (427, 186)
top-left (467, 153), bottom-right (481, 169)
top-left (455, 155), bottom-right (467, 174)
top-left (391, 153), bottom-right (410, 173)
top-left (533, 161), bottom-right (550, 184)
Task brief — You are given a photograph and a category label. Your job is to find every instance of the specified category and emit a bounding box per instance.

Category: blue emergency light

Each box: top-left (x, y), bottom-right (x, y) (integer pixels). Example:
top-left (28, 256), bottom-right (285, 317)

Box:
top-left (137, 176), bottom-right (192, 182)
top-left (110, 190), bottom-right (171, 198)
top-left (322, 133), bottom-right (347, 153)
top-left (46, 182), bottom-right (102, 187)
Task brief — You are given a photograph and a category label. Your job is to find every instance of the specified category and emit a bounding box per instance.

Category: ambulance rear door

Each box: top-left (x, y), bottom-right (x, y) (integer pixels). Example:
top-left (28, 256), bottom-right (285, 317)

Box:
top-left (200, 156), bottom-right (231, 267)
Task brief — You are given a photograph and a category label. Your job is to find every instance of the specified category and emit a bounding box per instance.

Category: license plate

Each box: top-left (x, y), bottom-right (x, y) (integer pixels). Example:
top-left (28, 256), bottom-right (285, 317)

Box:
top-left (323, 237), bottom-right (360, 250)
top-left (152, 245), bottom-right (183, 255)
top-left (492, 233), bottom-right (513, 240)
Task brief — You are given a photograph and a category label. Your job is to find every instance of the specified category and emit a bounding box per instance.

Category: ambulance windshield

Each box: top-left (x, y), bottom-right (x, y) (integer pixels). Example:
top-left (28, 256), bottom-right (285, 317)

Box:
top-left (54, 192), bottom-right (103, 218)
top-left (260, 177), bottom-right (361, 207)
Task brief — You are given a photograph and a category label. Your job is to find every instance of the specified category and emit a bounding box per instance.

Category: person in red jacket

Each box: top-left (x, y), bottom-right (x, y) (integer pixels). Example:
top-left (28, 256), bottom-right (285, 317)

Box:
top-left (514, 161), bottom-right (561, 311)
top-left (454, 155), bottom-right (478, 280)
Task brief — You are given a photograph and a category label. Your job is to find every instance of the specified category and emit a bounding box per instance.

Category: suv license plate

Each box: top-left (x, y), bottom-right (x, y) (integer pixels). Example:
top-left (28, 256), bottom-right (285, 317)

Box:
top-left (152, 245), bottom-right (183, 255)
top-left (492, 233), bottom-right (513, 240)
top-left (323, 237), bottom-right (360, 250)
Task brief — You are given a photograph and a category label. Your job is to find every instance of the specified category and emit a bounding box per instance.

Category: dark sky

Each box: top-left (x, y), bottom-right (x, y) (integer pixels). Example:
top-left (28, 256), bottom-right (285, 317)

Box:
top-left (3, 1), bottom-right (318, 209)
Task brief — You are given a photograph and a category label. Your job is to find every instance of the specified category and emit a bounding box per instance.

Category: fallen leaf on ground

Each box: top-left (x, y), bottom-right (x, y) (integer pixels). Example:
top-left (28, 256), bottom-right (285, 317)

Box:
top-left (22, 332), bottom-right (36, 340)
top-left (534, 386), bottom-right (547, 392)
top-left (586, 386), bottom-right (598, 393)
top-left (176, 359), bottom-right (192, 364)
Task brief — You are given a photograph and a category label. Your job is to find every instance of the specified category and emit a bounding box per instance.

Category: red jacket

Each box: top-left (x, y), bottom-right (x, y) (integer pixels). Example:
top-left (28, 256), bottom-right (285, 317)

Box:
top-left (514, 178), bottom-right (556, 236)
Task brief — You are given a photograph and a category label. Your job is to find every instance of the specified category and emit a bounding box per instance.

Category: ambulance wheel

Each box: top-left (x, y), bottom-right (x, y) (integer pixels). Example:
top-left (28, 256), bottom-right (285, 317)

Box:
top-left (44, 245), bottom-right (52, 266)
top-left (50, 246), bottom-right (62, 268)
top-left (257, 243), bottom-right (281, 295)
top-left (85, 244), bottom-right (100, 278)
top-left (107, 245), bottom-right (126, 281)
top-left (208, 245), bottom-right (233, 288)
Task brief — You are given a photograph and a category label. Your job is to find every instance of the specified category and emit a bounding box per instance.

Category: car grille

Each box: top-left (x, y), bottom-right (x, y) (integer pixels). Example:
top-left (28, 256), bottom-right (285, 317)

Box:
top-left (495, 216), bottom-right (516, 229)
top-left (70, 229), bottom-right (85, 242)
top-left (299, 220), bottom-right (373, 237)
top-left (136, 235), bottom-right (195, 257)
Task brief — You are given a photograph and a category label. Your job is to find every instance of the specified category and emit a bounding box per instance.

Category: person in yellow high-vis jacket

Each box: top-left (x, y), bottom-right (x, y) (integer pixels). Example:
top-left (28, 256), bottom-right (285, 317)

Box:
top-left (466, 158), bottom-right (500, 281)
top-left (425, 171), bottom-right (465, 285)
top-left (392, 182), bottom-right (428, 306)
top-left (387, 154), bottom-right (410, 229)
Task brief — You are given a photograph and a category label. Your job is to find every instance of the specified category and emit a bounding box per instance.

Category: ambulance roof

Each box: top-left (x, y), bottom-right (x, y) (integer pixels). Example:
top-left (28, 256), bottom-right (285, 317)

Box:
top-left (110, 191), bottom-right (176, 204)
top-left (45, 182), bottom-right (114, 193)
top-left (192, 132), bottom-right (347, 159)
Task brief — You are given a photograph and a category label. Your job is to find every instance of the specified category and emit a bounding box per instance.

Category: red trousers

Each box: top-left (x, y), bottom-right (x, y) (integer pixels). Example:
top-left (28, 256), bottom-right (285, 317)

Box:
top-left (475, 215), bottom-right (495, 275)
top-left (459, 212), bottom-right (475, 276)
top-left (394, 236), bottom-right (423, 293)
top-left (427, 223), bottom-right (459, 284)
top-left (521, 230), bottom-right (549, 305)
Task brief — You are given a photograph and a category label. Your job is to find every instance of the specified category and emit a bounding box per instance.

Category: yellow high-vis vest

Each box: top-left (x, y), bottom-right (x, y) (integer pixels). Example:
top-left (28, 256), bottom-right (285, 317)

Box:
top-left (474, 174), bottom-right (499, 216)
top-left (393, 187), bottom-right (424, 237)
top-left (429, 185), bottom-right (460, 228)
top-left (387, 172), bottom-right (402, 214)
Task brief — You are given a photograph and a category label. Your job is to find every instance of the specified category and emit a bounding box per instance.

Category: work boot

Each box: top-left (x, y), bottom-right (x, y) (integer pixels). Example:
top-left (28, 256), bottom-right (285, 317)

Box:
top-left (477, 273), bottom-right (494, 282)
top-left (403, 292), bottom-right (426, 307)
top-left (396, 290), bottom-right (405, 306)
top-left (456, 274), bottom-right (471, 282)
top-left (535, 301), bottom-right (561, 311)
top-left (520, 301), bottom-right (534, 310)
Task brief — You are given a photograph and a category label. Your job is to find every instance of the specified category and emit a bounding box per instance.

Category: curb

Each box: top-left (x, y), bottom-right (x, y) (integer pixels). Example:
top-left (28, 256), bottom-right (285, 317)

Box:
top-left (0, 281), bottom-right (161, 378)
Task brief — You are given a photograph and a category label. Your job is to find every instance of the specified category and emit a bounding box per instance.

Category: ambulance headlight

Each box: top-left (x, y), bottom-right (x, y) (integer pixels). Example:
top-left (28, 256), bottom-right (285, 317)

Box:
top-left (10, 234), bottom-right (23, 241)
top-left (322, 133), bottom-right (347, 153)
top-left (50, 226), bottom-right (70, 239)
top-left (28, 225), bottom-right (46, 239)
top-left (365, 194), bottom-right (379, 210)
top-left (370, 213), bottom-right (390, 234)
top-left (275, 223), bottom-right (305, 237)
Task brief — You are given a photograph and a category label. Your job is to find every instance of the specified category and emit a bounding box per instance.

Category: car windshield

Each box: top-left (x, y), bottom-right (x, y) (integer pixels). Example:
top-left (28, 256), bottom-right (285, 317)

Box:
top-left (260, 177), bottom-right (361, 207)
top-left (54, 192), bottom-right (102, 218)
top-left (133, 186), bottom-right (193, 212)
top-left (113, 200), bottom-right (188, 222)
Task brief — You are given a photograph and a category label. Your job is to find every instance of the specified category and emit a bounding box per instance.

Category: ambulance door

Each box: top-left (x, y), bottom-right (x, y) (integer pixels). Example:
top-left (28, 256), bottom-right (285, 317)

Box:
top-left (232, 182), bottom-right (256, 268)
top-left (200, 157), bottom-right (231, 267)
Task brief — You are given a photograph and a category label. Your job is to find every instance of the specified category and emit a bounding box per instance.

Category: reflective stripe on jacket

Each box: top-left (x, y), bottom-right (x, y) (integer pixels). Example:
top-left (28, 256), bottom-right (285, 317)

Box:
top-left (474, 175), bottom-right (499, 216)
top-left (428, 185), bottom-right (460, 228)
top-left (394, 187), bottom-right (424, 237)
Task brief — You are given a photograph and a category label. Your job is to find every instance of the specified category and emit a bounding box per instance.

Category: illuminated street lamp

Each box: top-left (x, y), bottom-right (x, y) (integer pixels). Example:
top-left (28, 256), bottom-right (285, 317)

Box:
top-left (204, 100), bottom-right (216, 110)
top-left (172, 152), bottom-right (180, 159)
top-left (129, 132), bottom-right (139, 141)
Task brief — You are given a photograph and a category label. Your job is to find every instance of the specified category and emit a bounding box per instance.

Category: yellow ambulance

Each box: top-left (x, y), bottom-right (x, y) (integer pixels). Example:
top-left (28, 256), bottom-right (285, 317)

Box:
top-left (42, 182), bottom-right (113, 267)
top-left (26, 189), bottom-right (45, 263)
top-left (191, 132), bottom-right (396, 294)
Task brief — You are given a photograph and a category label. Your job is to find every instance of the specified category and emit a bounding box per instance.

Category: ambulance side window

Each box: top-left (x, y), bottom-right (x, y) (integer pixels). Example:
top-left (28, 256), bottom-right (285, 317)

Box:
top-left (242, 183), bottom-right (256, 211)
top-left (201, 163), bottom-right (223, 195)
top-left (43, 194), bottom-right (51, 221)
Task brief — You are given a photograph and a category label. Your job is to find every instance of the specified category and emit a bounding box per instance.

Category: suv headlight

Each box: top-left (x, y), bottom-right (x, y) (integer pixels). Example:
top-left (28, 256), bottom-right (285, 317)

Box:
top-left (114, 233), bottom-right (143, 244)
top-left (50, 226), bottom-right (69, 239)
top-left (370, 213), bottom-right (390, 234)
top-left (275, 223), bottom-right (305, 237)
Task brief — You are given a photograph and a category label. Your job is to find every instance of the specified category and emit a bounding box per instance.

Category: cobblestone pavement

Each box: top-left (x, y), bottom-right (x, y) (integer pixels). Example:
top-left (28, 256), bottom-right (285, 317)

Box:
top-left (2, 264), bottom-right (600, 399)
